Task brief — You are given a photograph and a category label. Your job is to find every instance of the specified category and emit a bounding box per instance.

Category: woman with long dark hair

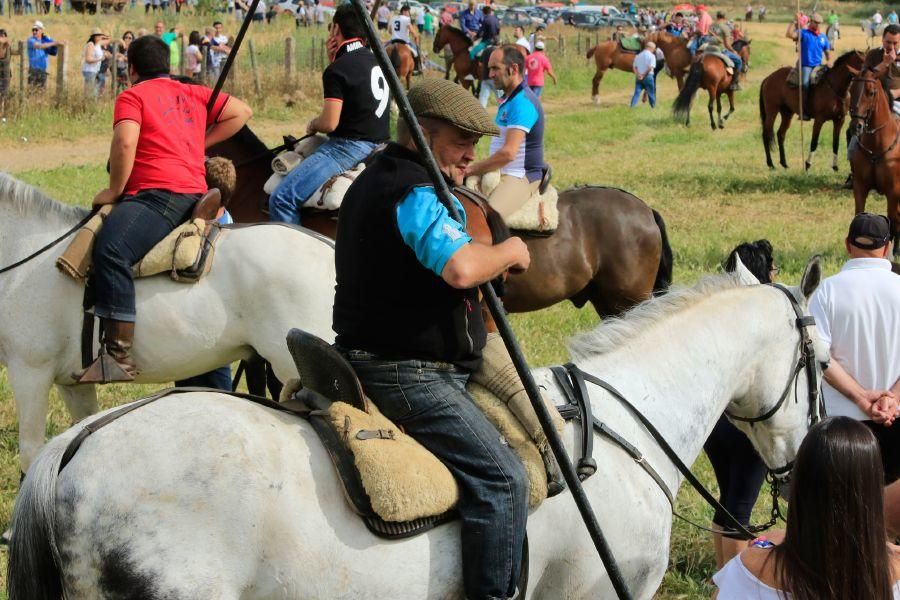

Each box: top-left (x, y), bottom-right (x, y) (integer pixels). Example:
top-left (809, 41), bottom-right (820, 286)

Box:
top-left (714, 417), bottom-right (900, 598)
top-left (707, 239), bottom-right (779, 568)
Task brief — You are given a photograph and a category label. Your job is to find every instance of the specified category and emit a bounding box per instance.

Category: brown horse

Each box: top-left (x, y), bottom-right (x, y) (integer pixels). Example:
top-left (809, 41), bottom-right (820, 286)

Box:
top-left (848, 63), bottom-right (900, 251)
top-left (733, 39), bottom-right (752, 73)
top-left (586, 40), bottom-right (638, 104)
top-left (433, 25), bottom-right (477, 90)
top-left (386, 42), bottom-right (416, 89)
top-left (647, 31), bottom-right (693, 90)
top-left (759, 50), bottom-right (865, 170)
top-left (673, 54), bottom-right (737, 130)
top-left (209, 126), bottom-right (674, 318)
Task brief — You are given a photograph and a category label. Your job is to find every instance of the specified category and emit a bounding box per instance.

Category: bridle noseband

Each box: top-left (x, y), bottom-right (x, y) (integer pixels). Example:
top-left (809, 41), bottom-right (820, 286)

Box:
top-left (850, 73), bottom-right (900, 162)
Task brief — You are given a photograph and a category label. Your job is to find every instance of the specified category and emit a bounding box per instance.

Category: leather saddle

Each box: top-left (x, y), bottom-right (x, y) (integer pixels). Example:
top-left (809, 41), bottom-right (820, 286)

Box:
top-left (192, 188), bottom-right (222, 221)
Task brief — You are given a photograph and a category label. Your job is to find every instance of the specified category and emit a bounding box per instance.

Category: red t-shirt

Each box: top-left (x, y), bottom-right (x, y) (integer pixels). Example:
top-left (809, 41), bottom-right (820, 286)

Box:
top-left (113, 77), bottom-right (230, 196)
top-left (526, 52), bottom-right (552, 87)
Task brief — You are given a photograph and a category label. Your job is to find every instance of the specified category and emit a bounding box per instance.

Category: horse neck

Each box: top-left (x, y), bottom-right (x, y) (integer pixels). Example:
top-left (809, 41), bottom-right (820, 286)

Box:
top-left (828, 60), bottom-right (857, 95)
top-left (444, 30), bottom-right (468, 53)
top-left (864, 81), bottom-right (899, 145)
top-left (575, 287), bottom-right (791, 465)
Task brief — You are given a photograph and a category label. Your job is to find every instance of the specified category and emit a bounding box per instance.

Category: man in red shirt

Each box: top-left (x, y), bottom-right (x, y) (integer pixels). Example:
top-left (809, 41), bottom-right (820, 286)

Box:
top-left (74, 35), bottom-right (252, 383)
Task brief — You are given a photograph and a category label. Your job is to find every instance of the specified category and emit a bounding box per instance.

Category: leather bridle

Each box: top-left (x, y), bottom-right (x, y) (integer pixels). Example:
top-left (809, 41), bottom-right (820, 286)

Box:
top-left (849, 73), bottom-right (900, 163)
top-left (551, 282), bottom-right (823, 539)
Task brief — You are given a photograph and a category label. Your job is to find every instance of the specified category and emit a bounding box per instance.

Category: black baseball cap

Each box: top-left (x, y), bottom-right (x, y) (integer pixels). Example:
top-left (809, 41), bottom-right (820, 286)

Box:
top-left (848, 212), bottom-right (891, 249)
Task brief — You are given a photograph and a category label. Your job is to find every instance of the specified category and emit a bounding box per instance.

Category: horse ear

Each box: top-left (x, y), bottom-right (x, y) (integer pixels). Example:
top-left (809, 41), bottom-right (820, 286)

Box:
top-left (733, 255), bottom-right (761, 285)
top-left (800, 255), bottom-right (823, 300)
top-left (847, 65), bottom-right (861, 76)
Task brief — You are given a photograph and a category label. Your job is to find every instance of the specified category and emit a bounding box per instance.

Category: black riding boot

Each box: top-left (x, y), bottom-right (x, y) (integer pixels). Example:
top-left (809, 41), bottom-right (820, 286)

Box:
top-left (72, 318), bottom-right (138, 384)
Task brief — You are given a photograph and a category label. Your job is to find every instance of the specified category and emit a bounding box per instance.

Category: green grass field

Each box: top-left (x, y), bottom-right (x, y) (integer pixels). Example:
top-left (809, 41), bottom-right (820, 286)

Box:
top-left (0, 6), bottom-right (886, 597)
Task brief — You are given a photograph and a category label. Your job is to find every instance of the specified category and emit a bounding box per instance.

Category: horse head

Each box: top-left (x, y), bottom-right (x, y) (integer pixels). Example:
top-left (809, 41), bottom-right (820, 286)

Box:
top-left (848, 64), bottom-right (889, 135)
top-left (727, 255), bottom-right (829, 483)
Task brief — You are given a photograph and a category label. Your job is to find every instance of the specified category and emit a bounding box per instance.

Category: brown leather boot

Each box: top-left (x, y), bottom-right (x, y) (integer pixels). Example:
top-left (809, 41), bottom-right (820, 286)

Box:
top-left (72, 319), bottom-right (138, 384)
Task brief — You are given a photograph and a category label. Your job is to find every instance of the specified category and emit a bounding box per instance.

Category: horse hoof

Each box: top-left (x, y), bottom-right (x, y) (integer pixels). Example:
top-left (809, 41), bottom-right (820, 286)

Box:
top-left (804, 162), bottom-right (811, 171)
top-left (832, 165), bottom-right (839, 172)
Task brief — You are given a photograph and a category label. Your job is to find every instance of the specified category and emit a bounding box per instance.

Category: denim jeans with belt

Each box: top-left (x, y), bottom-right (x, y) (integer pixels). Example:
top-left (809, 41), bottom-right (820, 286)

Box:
top-left (90, 189), bottom-right (198, 322)
top-left (268, 137), bottom-right (378, 225)
top-left (346, 351), bottom-right (529, 600)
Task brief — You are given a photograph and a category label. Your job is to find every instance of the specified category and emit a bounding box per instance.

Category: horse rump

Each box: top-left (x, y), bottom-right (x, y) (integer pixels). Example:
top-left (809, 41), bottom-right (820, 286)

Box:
top-left (672, 60), bottom-right (703, 124)
top-left (387, 44), bottom-right (401, 73)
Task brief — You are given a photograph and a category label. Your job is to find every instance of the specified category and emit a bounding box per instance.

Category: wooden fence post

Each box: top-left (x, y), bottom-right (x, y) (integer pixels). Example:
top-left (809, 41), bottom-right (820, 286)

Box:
top-left (309, 37), bottom-right (316, 69)
top-left (248, 39), bottom-right (262, 98)
top-left (284, 36), bottom-right (295, 80)
top-left (17, 41), bottom-right (25, 101)
top-left (110, 41), bottom-right (119, 99)
top-left (179, 36), bottom-right (186, 76)
top-left (55, 42), bottom-right (67, 105)
top-left (576, 33), bottom-right (581, 56)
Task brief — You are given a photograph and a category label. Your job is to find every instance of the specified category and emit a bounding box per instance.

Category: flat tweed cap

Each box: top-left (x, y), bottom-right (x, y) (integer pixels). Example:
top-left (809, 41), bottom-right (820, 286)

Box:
top-left (407, 79), bottom-right (500, 137)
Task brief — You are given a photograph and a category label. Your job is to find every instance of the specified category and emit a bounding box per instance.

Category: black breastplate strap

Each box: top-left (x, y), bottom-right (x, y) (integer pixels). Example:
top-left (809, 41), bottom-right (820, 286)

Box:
top-left (562, 364), bottom-right (756, 540)
top-left (58, 387), bottom-right (308, 474)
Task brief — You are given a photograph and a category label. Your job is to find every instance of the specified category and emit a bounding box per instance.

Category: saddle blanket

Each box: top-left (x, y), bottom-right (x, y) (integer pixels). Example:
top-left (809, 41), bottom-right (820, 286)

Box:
top-left (265, 135), bottom-right (366, 212)
top-left (467, 171), bottom-right (560, 233)
top-left (787, 65), bottom-right (826, 88)
top-left (619, 36), bottom-right (643, 52)
top-left (705, 50), bottom-right (735, 73)
top-left (56, 211), bottom-right (220, 284)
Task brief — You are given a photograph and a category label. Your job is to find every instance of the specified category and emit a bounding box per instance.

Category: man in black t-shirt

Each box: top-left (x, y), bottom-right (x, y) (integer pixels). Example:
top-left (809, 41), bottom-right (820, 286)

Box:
top-left (269, 4), bottom-right (391, 224)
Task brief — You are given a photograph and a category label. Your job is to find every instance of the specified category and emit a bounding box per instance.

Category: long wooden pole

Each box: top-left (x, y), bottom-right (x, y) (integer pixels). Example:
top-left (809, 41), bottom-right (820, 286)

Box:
top-left (348, 0), bottom-right (634, 598)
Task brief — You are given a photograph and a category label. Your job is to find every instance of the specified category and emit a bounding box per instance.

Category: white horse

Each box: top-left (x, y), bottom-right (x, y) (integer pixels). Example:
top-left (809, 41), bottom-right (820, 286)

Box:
top-left (8, 261), bottom-right (827, 599)
top-left (0, 172), bottom-right (336, 473)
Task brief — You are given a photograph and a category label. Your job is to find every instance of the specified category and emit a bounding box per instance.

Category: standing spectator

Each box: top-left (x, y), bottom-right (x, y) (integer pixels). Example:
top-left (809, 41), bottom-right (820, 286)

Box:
top-left (40, 0), bottom-right (48, 14)
top-left (744, 3), bottom-right (752, 21)
top-left (0, 29), bottom-right (10, 117)
top-left (208, 21), bottom-right (230, 81)
top-left (708, 240), bottom-right (778, 569)
top-left (439, 5), bottom-right (453, 27)
top-left (757, 4), bottom-right (766, 21)
top-left (376, 1), bottom-right (390, 31)
top-left (423, 7), bottom-right (434, 38)
top-left (528, 23), bottom-right (545, 51)
top-left (630, 40), bottom-right (656, 108)
top-left (415, 5), bottom-right (425, 34)
top-left (890, 10), bottom-right (899, 26)
top-left (874, 9), bottom-right (885, 37)
top-left (53, 0), bottom-right (60, 12)
top-left (809, 213), bottom-right (900, 483)
top-left (713, 417), bottom-right (900, 599)
top-left (251, 0), bottom-right (265, 22)
top-left (525, 40), bottom-right (555, 97)
top-left (116, 31), bottom-right (134, 94)
top-left (97, 35), bottom-right (113, 96)
top-left (161, 26), bottom-right (182, 74)
top-left (185, 30), bottom-right (203, 81)
top-left (154, 21), bottom-right (165, 38)
top-left (0, 0), bottom-right (4, 16)
top-left (315, 0), bottom-right (327, 25)
top-left (513, 25), bottom-right (531, 53)
top-left (27, 22), bottom-right (61, 89)
top-left (81, 30), bottom-right (106, 99)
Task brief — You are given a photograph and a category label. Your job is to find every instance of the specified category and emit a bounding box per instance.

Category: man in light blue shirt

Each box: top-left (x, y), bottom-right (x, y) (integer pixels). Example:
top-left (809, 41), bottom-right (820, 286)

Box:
top-left (26, 21), bottom-right (61, 88)
top-left (631, 41), bottom-right (657, 108)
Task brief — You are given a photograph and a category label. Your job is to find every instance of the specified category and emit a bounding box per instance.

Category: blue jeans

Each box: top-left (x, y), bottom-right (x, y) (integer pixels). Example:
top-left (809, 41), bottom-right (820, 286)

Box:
top-left (530, 85), bottom-right (543, 97)
top-left (630, 75), bottom-right (656, 108)
top-left (688, 34), bottom-right (708, 54)
top-left (723, 49), bottom-right (743, 74)
top-left (801, 65), bottom-right (814, 89)
top-left (176, 365), bottom-right (232, 390)
top-left (91, 190), bottom-right (198, 322)
top-left (269, 137), bottom-right (377, 225)
top-left (346, 351), bottom-right (529, 600)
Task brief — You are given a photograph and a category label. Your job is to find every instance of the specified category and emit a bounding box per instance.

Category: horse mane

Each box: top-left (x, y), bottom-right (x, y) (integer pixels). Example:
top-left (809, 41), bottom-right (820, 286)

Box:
top-left (442, 25), bottom-right (473, 47)
top-left (0, 171), bottom-right (89, 224)
top-left (833, 49), bottom-right (863, 68)
top-left (569, 274), bottom-right (745, 359)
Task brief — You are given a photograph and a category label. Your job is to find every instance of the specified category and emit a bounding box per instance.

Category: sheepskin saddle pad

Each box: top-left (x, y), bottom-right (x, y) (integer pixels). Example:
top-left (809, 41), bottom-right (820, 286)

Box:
top-left (284, 328), bottom-right (561, 540)
top-left (701, 49), bottom-right (735, 74)
top-left (56, 210), bottom-right (222, 285)
top-left (465, 171), bottom-right (559, 233)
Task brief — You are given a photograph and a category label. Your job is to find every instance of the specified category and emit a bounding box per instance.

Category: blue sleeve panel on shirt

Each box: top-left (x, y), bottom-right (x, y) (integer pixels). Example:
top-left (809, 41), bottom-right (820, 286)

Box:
top-left (395, 186), bottom-right (472, 276)
top-left (505, 94), bottom-right (539, 132)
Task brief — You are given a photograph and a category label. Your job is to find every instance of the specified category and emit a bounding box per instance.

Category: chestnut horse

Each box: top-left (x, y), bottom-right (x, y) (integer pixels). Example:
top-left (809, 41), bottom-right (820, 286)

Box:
top-left (673, 54), bottom-right (737, 130)
top-left (759, 50), bottom-right (864, 170)
top-left (386, 42), bottom-right (416, 89)
top-left (647, 31), bottom-right (692, 90)
top-left (586, 40), bottom-right (639, 104)
top-left (433, 25), bottom-right (477, 90)
top-left (848, 63), bottom-right (900, 252)
top-left (209, 126), bottom-right (673, 319)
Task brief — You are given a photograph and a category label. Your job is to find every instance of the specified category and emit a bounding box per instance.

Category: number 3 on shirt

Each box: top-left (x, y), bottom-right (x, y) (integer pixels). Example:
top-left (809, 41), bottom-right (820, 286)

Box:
top-left (393, 19), bottom-right (401, 31)
top-left (371, 67), bottom-right (389, 118)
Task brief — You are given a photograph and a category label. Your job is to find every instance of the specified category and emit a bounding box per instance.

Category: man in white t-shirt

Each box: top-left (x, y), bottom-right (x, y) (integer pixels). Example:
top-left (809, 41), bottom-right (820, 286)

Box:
top-left (630, 41), bottom-right (657, 108)
top-left (208, 21), bottom-right (230, 81)
top-left (389, 4), bottom-right (421, 71)
top-left (513, 25), bottom-right (531, 53)
top-left (376, 3), bottom-right (391, 31)
top-left (809, 213), bottom-right (900, 481)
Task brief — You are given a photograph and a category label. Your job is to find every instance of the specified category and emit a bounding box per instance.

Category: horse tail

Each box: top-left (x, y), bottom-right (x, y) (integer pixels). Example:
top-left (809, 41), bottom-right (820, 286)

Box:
top-left (7, 433), bottom-right (72, 600)
top-left (672, 60), bottom-right (703, 124)
top-left (651, 209), bottom-right (673, 295)
top-left (387, 44), bottom-right (401, 74)
top-left (586, 45), bottom-right (596, 59)
top-left (759, 81), bottom-right (775, 153)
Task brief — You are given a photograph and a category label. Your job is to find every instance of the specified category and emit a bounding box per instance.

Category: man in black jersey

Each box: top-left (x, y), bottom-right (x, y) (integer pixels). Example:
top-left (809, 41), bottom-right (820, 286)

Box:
top-left (269, 4), bottom-right (391, 224)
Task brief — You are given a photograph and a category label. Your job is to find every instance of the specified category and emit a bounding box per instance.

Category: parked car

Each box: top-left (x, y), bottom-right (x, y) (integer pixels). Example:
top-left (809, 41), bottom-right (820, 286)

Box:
top-left (499, 8), bottom-right (543, 26)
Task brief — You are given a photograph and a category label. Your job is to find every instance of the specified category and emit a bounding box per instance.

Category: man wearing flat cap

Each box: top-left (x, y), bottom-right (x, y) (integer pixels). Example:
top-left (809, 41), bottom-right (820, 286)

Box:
top-left (333, 78), bottom-right (531, 600)
top-left (809, 213), bottom-right (900, 482)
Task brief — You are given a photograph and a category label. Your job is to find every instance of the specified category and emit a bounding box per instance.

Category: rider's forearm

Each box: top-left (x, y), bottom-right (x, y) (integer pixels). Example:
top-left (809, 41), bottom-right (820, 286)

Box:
top-left (205, 99), bottom-right (253, 148)
top-left (108, 136), bottom-right (137, 196)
